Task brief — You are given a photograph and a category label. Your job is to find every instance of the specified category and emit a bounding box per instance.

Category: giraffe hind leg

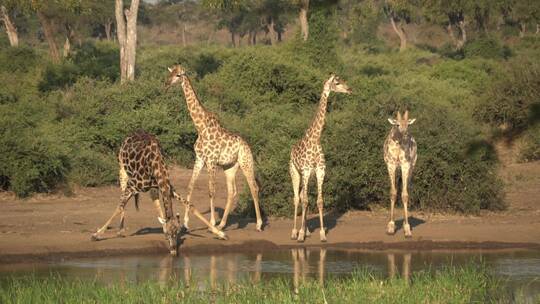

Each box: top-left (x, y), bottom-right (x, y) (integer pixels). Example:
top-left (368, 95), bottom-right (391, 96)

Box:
top-left (92, 190), bottom-right (133, 241)
top-left (239, 144), bottom-right (263, 231)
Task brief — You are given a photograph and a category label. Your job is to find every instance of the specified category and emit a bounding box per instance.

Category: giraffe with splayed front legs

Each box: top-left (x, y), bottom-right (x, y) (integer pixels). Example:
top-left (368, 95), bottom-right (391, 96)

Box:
top-left (91, 130), bottom-right (227, 255)
top-left (290, 74), bottom-right (352, 242)
top-left (384, 110), bottom-right (417, 238)
top-left (165, 64), bottom-right (263, 232)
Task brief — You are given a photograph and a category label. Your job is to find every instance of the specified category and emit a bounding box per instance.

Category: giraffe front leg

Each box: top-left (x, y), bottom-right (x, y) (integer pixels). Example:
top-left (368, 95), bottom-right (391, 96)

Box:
top-left (92, 191), bottom-right (132, 241)
top-left (297, 169), bottom-right (311, 242)
top-left (316, 167), bottom-right (326, 242)
top-left (184, 157), bottom-right (204, 231)
top-left (401, 163), bottom-right (412, 238)
top-left (386, 164), bottom-right (398, 235)
top-left (207, 164), bottom-right (217, 227)
top-left (290, 162), bottom-right (300, 240)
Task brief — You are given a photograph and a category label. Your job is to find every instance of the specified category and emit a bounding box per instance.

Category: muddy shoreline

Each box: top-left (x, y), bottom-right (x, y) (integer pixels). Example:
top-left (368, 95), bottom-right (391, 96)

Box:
top-left (2, 240), bottom-right (539, 264)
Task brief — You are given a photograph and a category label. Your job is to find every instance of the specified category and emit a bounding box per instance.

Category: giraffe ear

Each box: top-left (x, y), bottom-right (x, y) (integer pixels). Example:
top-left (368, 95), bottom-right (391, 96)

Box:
top-left (167, 67), bottom-right (173, 73)
top-left (388, 118), bottom-right (398, 125)
top-left (408, 118), bottom-right (416, 125)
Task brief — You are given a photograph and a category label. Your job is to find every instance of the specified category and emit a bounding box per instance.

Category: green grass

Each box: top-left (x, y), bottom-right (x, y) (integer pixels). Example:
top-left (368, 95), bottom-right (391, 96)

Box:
top-left (0, 265), bottom-right (527, 304)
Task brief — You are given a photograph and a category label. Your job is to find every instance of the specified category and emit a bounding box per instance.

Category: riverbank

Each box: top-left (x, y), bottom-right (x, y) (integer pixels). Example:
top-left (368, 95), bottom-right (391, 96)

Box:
top-left (1, 164), bottom-right (539, 263)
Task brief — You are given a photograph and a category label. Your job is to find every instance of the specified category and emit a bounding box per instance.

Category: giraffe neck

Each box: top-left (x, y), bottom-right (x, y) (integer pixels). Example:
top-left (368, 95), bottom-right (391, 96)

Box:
top-left (180, 75), bottom-right (208, 133)
top-left (305, 88), bottom-right (330, 142)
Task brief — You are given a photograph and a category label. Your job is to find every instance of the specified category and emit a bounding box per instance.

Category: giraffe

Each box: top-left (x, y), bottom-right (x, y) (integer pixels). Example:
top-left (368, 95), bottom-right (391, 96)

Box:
top-left (290, 74), bottom-right (352, 242)
top-left (383, 110), bottom-right (417, 238)
top-left (165, 64), bottom-right (263, 232)
top-left (91, 130), bottom-right (227, 255)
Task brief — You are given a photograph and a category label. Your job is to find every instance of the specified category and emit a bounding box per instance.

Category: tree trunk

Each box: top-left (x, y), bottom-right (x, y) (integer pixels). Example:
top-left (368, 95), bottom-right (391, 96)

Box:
top-left (457, 20), bottom-right (467, 49)
top-left (1, 6), bottom-right (18, 47)
top-left (389, 16), bottom-right (406, 52)
top-left (519, 22), bottom-right (526, 38)
top-left (124, 1), bottom-right (139, 82)
top-left (63, 37), bottom-right (70, 57)
top-left (37, 11), bottom-right (60, 63)
top-left (268, 16), bottom-right (277, 45)
top-left (115, 0), bottom-right (139, 83)
top-left (181, 23), bottom-right (187, 47)
top-left (207, 29), bottom-right (214, 45)
top-left (63, 26), bottom-right (74, 58)
top-left (299, 0), bottom-right (309, 41)
top-left (447, 23), bottom-right (457, 47)
top-left (230, 31), bottom-right (236, 47)
top-left (252, 31), bottom-right (256, 45)
top-left (536, 23), bottom-right (539, 35)
top-left (115, 0), bottom-right (127, 81)
top-left (104, 19), bottom-right (112, 41)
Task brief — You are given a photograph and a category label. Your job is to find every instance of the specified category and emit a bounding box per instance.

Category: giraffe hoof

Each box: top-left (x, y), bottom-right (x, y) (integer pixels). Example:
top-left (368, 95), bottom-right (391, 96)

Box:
top-left (320, 230), bottom-right (327, 242)
top-left (291, 229), bottom-right (298, 240)
top-left (386, 221), bottom-right (395, 235)
top-left (218, 233), bottom-right (228, 241)
top-left (297, 231), bottom-right (305, 242)
top-left (403, 224), bottom-right (412, 238)
top-left (91, 234), bottom-right (101, 241)
top-left (256, 221), bottom-right (263, 232)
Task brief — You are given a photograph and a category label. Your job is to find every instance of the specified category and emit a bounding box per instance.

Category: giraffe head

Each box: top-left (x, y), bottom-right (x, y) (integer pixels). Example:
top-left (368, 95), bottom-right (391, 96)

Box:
top-left (388, 110), bottom-right (416, 135)
top-left (158, 215), bottom-right (181, 256)
top-left (165, 64), bottom-right (187, 89)
top-left (324, 74), bottom-right (352, 95)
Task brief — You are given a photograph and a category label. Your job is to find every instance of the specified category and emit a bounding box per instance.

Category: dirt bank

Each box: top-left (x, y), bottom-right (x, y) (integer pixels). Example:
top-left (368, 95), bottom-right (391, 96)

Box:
top-left (1, 161), bottom-right (539, 263)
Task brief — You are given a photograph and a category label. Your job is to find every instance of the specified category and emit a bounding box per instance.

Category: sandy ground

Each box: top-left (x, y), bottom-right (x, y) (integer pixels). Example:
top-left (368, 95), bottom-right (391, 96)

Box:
top-left (1, 158), bottom-right (540, 263)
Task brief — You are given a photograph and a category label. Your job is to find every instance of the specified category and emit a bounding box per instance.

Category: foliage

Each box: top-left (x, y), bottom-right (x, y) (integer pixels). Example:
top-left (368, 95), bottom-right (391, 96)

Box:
top-left (463, 36), bottom-right (513, 59)
top-left (475, 57), bottom-right (540, 131)
top-left (0, 264), bottom-right (521, 303)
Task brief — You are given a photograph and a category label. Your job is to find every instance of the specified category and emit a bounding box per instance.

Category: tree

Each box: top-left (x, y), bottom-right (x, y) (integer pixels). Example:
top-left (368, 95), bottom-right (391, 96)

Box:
top-left (0, 0), bottom-right (20, 46)
top-left (424, 0), bottom-right (472, 49)
top-left (509, 0), bottom-right (540, 37)
top-left (292, 0), bottom-right (309, 41)
top-left (383, 0), bottom-right (417, 51)
top-left (116, 0), bottom-right (140, 83)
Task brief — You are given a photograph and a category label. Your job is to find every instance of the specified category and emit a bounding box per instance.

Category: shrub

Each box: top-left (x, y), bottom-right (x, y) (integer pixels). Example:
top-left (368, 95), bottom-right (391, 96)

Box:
top-left (0, 46), bottom-right (40, 73)
top-left (463, 36), bottom-right (512, 59)
top-left (0, 101), bottom-right (69, 196)
top-left (519, 123), bottom-right (540, 162)
top-left (475, 58), bottom-right (540, 131)
top-left (197, 48), bottom-right (504, 216)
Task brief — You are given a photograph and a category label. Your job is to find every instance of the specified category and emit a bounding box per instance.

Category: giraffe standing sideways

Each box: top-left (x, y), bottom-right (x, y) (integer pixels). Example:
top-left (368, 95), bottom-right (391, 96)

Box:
top-left (383, 110), bottom-right (417, 238)
top-left (165, 65), bottom-right (263, 232)
top-left (290, 74), bottom-right (352, 242)
top-left (91, 130), bottom-right (227, 255)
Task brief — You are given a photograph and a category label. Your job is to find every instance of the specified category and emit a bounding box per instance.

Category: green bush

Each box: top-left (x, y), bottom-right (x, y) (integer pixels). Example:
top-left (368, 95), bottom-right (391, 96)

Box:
top-left (0, 40), bottom-right (506, 214)
top-left (0, 46), bottom-right (40, 73)
top-left (0, 101), bottom-right (69, 196)
top-left (463, 36), bottom-right (512, 59)
top-left (71, 41), bottom-right (120, 81)
top-left (475, 58), bottom-right (540, 131)
top-left (519, 123), bottom-right (540, 162)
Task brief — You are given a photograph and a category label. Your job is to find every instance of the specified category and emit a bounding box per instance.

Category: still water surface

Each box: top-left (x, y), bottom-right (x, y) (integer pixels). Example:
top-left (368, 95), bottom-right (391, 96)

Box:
top-left (1, 249), bottom-right (539, 300)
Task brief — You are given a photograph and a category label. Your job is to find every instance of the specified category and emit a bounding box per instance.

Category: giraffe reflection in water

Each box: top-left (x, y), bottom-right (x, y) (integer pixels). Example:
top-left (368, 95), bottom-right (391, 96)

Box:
top-left (153, 249), bottom-right (411, 290)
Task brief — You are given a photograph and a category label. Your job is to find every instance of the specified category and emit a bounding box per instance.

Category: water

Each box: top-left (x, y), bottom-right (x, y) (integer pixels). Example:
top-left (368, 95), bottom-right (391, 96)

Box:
top-left (1, 249), bottom-right (539, 300)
